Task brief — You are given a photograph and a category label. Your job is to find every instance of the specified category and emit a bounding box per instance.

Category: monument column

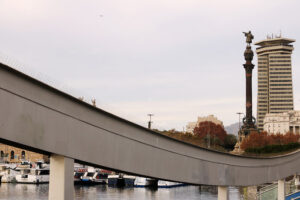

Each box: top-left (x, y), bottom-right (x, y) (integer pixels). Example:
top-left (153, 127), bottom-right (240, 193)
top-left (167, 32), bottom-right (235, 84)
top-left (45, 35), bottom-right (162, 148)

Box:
top-left (240, 31), bottom-right (257, 136)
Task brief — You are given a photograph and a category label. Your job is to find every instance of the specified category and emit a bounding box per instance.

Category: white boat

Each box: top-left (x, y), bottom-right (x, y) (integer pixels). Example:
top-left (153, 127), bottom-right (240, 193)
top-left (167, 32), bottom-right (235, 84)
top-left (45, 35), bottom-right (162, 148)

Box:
top-left (74, 168), bottom-right (87, 183)
top-left (134, 177), bottom-right (158, 187)
top-left (157, 180), bottom-right (186, 188)
top-left (16, 168), bottom-right (49, 184)
top-left (16, 160), bottom-right (32, 169)
top-left (80, 168), bottom-right (108, 184)
top-left (0, 165), bottom-right (19, 183)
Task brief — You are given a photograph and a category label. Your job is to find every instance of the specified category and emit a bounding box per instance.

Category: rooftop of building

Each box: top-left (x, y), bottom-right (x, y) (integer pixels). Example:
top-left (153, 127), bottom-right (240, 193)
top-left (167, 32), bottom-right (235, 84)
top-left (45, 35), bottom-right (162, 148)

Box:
top-left (255, 37), bottom-right (295, 47)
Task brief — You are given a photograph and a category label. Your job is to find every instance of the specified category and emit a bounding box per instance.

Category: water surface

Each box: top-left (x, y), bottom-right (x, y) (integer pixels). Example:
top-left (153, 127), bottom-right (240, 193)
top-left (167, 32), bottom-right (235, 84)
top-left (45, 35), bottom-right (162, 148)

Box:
top-left (0, 183), bottom-right (242, 200)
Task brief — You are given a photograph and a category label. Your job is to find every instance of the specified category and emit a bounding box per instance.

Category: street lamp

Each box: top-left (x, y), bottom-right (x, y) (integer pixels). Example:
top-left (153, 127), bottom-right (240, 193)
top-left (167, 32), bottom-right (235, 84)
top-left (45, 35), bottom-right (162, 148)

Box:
top-left (236, 112), bottom-right (244, 130)
top-left (237, 112), bottom-right (244, 143)
top-left (148, 114), bottom-right (154, 129)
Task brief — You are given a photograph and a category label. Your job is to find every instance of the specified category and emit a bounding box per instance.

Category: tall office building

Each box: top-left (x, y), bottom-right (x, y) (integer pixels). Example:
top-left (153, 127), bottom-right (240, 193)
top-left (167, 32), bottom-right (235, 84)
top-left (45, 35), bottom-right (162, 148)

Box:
top-left (255, 37), bottom-right (295, 130)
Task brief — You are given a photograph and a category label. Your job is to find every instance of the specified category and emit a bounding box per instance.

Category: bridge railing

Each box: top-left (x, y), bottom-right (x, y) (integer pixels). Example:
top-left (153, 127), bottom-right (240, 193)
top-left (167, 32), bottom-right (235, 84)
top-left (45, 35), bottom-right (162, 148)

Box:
top-left (257, 183), bottom-right (278, 200)
top-left (257, 179), bottom-right (299, 200)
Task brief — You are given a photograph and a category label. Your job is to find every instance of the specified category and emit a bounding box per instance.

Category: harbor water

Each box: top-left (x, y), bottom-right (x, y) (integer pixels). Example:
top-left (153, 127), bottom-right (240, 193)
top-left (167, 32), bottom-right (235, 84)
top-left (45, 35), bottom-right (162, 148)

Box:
top-left (0, 184), bottom-right (243, 200)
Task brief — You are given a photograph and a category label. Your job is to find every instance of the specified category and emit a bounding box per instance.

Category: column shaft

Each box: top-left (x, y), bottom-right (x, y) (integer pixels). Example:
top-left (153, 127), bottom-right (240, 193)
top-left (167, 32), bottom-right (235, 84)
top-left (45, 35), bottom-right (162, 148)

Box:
top-left (278, 179), bottom-right (285, 200)
top-left (218, 186), bottom-right (228, 200)
top-left (49, 154), bottom-right (74, 200)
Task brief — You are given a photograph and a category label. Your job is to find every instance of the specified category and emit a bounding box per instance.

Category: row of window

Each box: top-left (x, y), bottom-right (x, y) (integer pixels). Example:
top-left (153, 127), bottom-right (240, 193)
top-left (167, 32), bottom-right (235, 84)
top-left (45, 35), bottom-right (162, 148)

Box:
top-left (270, 76), bottom-right (291, 78)
top-left (269, 60), bottom-right (291, 63)
top-left (270, 72), bottom-right (291, 74)
top-left (270, 88), bottom-right (292, 90)
top-left (258, 101), bottom-right (268, 103)
top-left (270, 84), bottom-right (292, 86)
top-left (270, 99), bottom-right (293, 102)
top-left (270, 56), bottom-right (291, 59)
top-left (258, 62), bottom-right (268, 64)
top-left (270, 96), bottom-right (293, 99)
top-left (258, 105), bottom-right (267, 107)
top-left (0, 150), bottom-right (26, 159)
top-left (258, 100), bottom-right (293, 104)
top-left (270, 80), bottom-right (292, 82)
top-left (270, 64), bottom-right (291, 66)
top-left (270, 68), bottom-right (291, 71)
top-left (258, 97), bottom-right (268, 99)
top-left (270, 104), bottom-right (294, 107)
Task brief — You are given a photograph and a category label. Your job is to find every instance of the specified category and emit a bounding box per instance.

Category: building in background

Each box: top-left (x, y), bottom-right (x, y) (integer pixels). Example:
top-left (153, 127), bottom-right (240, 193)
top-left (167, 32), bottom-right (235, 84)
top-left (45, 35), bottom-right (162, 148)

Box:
top-left (263, 110), bottom-right (300, 134)
top-left (255, 37), bottom-right (295, 130)
top-left (0, 143), bottom-right (49, 163)
top-left (186, 115), bottom-right (223, 134)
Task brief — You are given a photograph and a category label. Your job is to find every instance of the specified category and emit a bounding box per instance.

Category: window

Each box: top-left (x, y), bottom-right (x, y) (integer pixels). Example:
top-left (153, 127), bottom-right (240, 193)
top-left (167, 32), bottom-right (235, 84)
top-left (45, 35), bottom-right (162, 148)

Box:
top-left (0, 151), bottom-right (4, 158)
top-left (10, 151), bottom-right (14, 160)
top-left (296, 126), bottom-right (300, 134)
top-left (21, 151), bottom-right (25, 159)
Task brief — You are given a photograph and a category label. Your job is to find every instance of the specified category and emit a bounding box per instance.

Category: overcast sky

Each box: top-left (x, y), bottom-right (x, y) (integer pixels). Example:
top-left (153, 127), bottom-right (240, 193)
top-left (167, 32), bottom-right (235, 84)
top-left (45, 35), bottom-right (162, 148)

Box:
top-left (0, 0), bottom-right (299, 131)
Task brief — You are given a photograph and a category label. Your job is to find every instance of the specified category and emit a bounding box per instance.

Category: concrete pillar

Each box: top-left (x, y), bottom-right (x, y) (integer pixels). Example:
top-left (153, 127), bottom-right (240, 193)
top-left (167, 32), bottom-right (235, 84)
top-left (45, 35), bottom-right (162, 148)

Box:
top-left (278, 179), bottom-right (285, 200)
top-left (49, 155), bottom-right (74, 200)
top-left (218, 186), bottom-right (228, 200)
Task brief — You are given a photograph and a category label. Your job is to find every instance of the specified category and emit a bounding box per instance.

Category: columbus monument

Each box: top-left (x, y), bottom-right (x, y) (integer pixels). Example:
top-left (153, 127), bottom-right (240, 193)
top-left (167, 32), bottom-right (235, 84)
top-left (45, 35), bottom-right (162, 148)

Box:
top-left (240, 31), bottom-right (258, 136)
top-left (234, 31), bottom-right (258, 152)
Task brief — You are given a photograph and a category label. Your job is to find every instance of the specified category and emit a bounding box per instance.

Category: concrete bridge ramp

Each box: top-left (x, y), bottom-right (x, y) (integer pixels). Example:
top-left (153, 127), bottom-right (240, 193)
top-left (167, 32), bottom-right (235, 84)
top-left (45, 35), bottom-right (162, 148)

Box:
top-left (1, 62), bottom-right (300, 187)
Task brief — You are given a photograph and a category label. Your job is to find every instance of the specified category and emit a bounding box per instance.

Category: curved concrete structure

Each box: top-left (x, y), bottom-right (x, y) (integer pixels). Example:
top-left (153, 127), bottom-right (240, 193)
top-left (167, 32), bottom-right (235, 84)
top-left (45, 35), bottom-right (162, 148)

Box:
top-left (1, 63), bottom-right (300, 186)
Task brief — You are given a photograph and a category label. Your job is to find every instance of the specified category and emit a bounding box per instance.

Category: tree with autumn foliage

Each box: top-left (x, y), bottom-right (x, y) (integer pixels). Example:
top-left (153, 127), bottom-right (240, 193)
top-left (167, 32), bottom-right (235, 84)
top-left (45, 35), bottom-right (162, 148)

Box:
top-left (193, 121), bottom-right (227, 145)
top-left (241, 131), bottom-right (300, 154)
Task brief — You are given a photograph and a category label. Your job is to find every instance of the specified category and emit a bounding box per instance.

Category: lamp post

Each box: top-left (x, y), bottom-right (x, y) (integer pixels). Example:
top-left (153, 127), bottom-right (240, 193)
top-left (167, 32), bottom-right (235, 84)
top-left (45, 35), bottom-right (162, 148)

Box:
top-left (148, 114), bottom-right (154, 129)
top-left (237, 112), bottom-right (243, 143)
top-left (237, 112), bottom-right (243, 130)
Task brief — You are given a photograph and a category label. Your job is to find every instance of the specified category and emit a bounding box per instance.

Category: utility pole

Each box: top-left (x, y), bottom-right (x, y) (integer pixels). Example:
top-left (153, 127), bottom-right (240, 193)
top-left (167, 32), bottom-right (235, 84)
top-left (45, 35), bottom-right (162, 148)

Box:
top-left (148, 114), bottom-right (154, 129)
top-left (237, 112), bottom-right (244, 144)
top-left (237, 112), bottom-right (243, 130)
top-left (207, 124), bottom-right (211, 149)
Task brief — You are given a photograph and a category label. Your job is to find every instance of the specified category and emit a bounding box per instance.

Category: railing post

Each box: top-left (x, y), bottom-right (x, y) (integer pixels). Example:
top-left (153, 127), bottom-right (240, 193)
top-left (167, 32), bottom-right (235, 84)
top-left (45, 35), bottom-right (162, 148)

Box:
top-left (49, 154), bottom-right (74, 200)
top-left (278, 179), bottom-right (285, 200)
top-left (218, 186), bottom-right (228, 200)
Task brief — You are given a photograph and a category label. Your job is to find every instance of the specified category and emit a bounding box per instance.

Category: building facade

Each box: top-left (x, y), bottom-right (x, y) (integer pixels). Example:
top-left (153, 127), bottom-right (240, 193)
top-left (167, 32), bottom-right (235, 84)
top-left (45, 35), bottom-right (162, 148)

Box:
top-left (186, 115), bottom-right (223, 134)
top-left (255, 37), bottom-right (295, 130)
top-left (263, 110), bottom-right (300, 134)
top-left (0, 143), bottom-right (49, 163)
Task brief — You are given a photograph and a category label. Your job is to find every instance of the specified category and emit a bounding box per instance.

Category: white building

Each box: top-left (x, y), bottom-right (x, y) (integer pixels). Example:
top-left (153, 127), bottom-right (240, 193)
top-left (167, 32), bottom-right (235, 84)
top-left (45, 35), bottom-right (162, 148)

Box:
top-left (263, 110), bottom-right (300, 134)
top-left (186, 115), bottom-right (223, 134)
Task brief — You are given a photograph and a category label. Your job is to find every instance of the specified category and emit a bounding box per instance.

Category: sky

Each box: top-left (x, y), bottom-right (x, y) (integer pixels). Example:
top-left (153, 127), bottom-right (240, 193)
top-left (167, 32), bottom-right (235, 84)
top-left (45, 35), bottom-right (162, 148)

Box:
top-left (0, 0), bottom-right (300, 131)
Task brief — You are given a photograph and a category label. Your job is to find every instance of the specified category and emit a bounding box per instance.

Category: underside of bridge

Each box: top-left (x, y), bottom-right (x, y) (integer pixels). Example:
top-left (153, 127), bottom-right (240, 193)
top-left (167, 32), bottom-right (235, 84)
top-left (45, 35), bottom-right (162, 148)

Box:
top-left (1, 62), bottom-right (300, 192)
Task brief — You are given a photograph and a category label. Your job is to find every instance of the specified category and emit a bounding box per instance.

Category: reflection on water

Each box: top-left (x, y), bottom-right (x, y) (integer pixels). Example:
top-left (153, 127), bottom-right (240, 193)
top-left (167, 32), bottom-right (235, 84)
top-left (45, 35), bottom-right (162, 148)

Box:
top-left (0, 183), bottom-right (242, 200)
top-left (0, 183), bottom-right (48, 200)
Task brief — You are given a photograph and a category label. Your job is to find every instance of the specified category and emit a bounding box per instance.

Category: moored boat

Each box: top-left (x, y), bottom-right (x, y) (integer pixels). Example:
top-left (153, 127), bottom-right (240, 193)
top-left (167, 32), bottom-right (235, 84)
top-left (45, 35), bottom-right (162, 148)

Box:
top-left (15, 168), bottom-right (50, 184)
top-left (157, 180), bottom-right (186, 188)
top-left (134, 177), bottom-right (158, 187)
top-left (108, 174), bottom-right (135, 187)
top-left (80, 170), bottom-right (108, 185)
top-left (74, 168), bottom-right (87, 184)
top-left (0, 165), bottom-right (19, 183)
top-left (15, 162), bottom-right (49, 184)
